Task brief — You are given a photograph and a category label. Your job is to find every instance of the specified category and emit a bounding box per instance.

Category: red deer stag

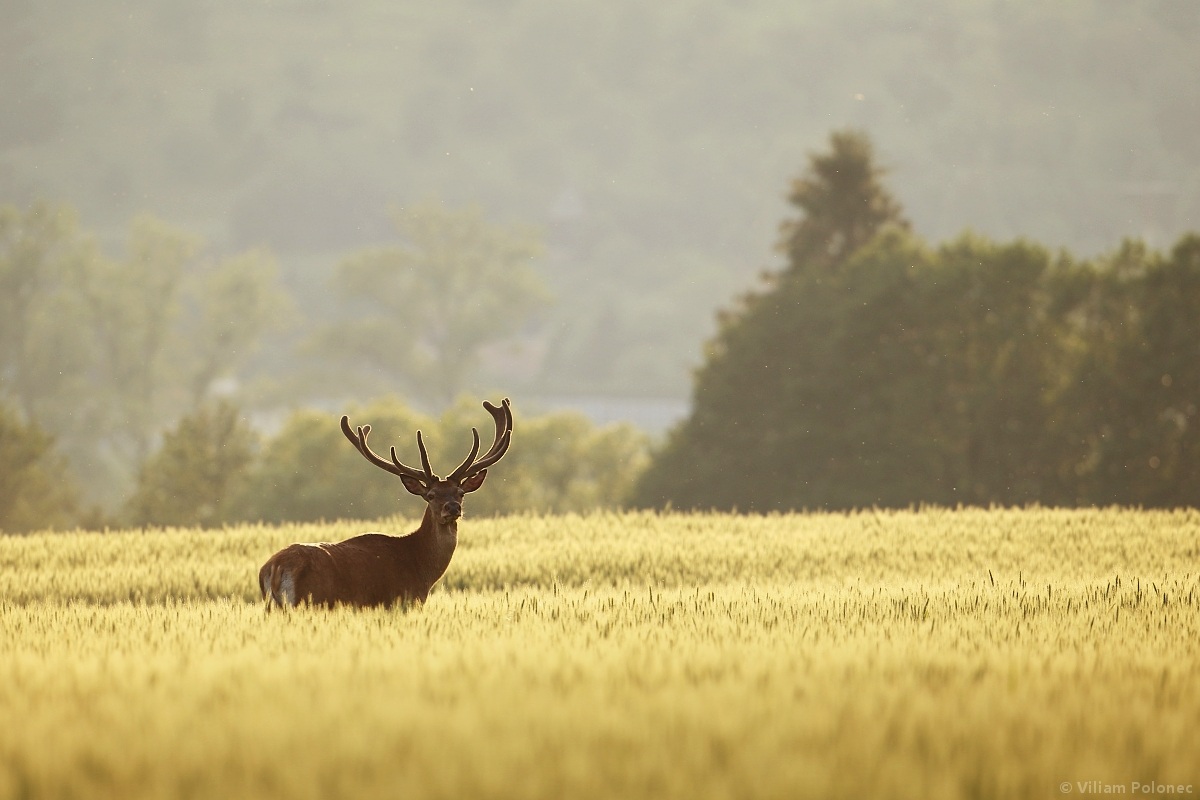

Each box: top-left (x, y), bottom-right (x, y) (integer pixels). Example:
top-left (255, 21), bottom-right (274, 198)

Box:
top-left (258, 398), bottom-right (512, 610)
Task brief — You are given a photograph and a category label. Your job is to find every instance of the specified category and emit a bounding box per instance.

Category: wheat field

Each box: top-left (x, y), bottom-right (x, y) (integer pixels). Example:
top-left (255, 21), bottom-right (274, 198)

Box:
top-left (1, 509), bottom-right (1198, 800)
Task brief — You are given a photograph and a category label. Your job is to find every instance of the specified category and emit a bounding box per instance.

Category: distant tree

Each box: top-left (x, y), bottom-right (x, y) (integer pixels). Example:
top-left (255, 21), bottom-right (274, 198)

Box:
top-left (639, 216), bottom-right (1103, 510)
top-left (778, 129), bottom-right (909, 274)
top-left (125, 402), bottom-right (258, 528)
top-left (886, 234), bottom-right (1080, 506)
top-left (633, 131), bottom-right (911, 510)
top-left (636, 124), bottom-right (1200, 510)
top-left (80, 215), bottom-right (295, 453)
top-left (1058, 234), bottom-right (1200, 506)
top-left (4, 203), bottom-right (296, 512)
top-left (0, 202), bottom-right (91, 425)
top-left (232, 396), bottom-right (649, 523)
top-left (230, 401), bottom-right (427, 524)
top-left (0, 404), bottom-right (78, 533)
top-left (316, 202), bottom-right (550, 407)
top-left (182, 247), bottom-right (294, 406)
top-left (435, 399), bottom-right (650, 516)
top-left (80, 215), bottom-right (202, 463)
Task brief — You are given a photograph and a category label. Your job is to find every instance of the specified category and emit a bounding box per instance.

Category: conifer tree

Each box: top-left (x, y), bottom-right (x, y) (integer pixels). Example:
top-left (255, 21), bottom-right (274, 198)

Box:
top-left (634, 130), bottom-right (908, 509)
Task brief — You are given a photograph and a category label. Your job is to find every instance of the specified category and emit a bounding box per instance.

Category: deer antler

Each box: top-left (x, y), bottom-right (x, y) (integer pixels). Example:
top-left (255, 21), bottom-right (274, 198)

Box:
top-left (341, 415), bottom-right (436, 484)
top-left (446, 398), bottom-right (512, 483)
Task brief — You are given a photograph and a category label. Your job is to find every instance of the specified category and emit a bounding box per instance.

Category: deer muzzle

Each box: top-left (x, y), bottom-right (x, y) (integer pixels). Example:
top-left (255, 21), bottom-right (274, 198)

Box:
top-left (440, 500), bottom-right (462, 523)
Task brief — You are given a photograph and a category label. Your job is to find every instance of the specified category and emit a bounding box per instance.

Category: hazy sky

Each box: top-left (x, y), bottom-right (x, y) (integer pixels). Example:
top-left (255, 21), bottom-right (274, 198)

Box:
top-left (4, 1), bottom-right (1198, 415)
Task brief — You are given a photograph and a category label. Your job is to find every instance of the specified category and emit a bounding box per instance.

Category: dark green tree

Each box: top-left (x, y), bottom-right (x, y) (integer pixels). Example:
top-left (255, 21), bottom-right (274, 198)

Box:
top-left (637, 231), bottom-right (1085, 510)
top-left (0, 405), bottom-right (78, 532)
top-left (633, 131), bottom-right (910, 510)
top-left (892, 235), bottom-right (1081, 506)
top-left (778, 129), bottom-right (909, 274)
top-left (125, 401), bottom-right (258, 528)
top-left (1058, 235), bottom-right (1200, 506)
top-left (633, 127), bottom-right (1107, 511)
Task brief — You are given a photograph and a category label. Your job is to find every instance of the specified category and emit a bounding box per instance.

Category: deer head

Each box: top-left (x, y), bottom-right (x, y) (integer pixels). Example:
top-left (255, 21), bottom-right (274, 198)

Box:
top-left (340, 399), bottom-right (512, 525)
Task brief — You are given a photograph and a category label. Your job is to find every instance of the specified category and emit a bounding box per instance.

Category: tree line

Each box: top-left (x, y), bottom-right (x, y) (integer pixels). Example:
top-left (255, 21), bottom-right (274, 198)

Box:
top-left (5, 129), bottom-right (1200, 530)
top-left (635, 132), bottom-right (1200, 511)
top-left (1, 394), bottom-right (648, 533)
top-left (0, 201), bottom-right (620, 531)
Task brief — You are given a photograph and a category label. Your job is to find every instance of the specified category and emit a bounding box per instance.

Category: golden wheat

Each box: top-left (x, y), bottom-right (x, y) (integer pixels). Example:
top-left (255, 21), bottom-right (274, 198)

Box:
top-left (1, 509), bottom-right (1197, 799)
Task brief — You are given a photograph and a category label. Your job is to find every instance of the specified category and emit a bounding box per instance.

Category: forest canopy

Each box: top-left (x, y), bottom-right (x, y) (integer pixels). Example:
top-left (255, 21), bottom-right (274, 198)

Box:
top-left (634, 132), bottom-right (1200, 511)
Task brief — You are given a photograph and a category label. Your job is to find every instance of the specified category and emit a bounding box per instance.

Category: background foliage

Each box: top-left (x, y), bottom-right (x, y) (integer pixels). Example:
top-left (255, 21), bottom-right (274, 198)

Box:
top-left (0, 203), bottom-right (290, 511)
top-left (124, 401), bottom-right (259, 529)
top-left (312, 202), bottom-right (550, 407)
top-left (5, 120), bottom-right (1200, 524)
top-left (114, 396), bottom-right (651, 530)
top-left (0, 405), bottom-right (77, 533)
top-left (4, 0), bottom-right (1198, 407)
top-left (635, 133), bottom-right (1200, 511)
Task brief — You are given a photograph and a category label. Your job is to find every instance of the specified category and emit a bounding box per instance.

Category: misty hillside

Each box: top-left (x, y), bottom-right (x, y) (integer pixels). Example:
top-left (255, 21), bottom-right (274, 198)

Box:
top-left (4, 0), bottom-right (1198, 404)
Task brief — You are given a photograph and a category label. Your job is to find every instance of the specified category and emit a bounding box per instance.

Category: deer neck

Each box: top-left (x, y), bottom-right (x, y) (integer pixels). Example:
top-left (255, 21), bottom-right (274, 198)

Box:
top-left (413, 505), bottom-right (459, 583)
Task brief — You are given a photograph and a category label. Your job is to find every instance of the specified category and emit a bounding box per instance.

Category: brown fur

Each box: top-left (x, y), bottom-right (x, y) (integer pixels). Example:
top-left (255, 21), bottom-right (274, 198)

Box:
top-left (259, 487), bottom-right (473, 610)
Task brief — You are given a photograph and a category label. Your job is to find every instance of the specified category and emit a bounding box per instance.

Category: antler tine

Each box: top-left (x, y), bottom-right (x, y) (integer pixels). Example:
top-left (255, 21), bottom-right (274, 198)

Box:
top-left (417, 431), bottom-right (435, 481)
top-left (461, 398), bottom-right (512, 478)
top-left (446, 427), bottom-right (481, 483)
top-left (388, 432), bottom-right (438, 482)
top-left (341, 414), bottom-right (430, 483)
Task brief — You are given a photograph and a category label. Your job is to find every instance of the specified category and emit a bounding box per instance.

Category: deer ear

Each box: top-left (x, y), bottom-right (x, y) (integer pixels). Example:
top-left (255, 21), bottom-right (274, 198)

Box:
top-left (399, 475), bottom-right (427, 496)
top-left (459, 470), bottom-right (487, 493)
